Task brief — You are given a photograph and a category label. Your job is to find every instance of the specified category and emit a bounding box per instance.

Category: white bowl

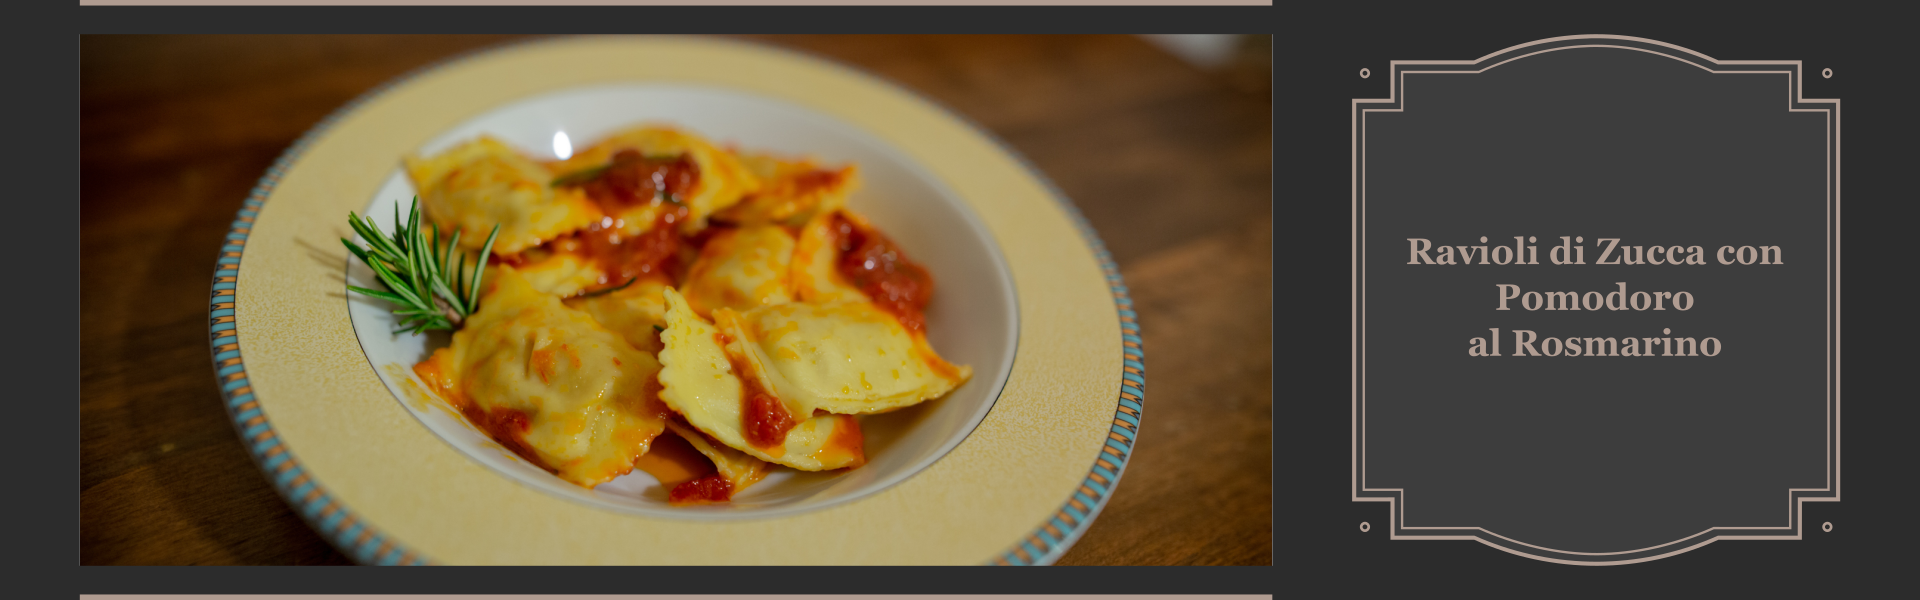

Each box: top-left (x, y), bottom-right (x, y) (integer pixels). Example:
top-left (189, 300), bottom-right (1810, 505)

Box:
top-left (347, 83), bottom-right (1019, 520)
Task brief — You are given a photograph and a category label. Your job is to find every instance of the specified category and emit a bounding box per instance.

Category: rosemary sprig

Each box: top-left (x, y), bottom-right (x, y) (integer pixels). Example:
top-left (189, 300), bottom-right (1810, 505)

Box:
top-left (341, 197), bottom-right (501, 334)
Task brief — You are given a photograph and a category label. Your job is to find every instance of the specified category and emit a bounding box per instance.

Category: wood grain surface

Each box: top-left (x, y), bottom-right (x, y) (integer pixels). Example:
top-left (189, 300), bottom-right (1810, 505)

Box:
top-left (80, 34), bottom-right (1273, 566)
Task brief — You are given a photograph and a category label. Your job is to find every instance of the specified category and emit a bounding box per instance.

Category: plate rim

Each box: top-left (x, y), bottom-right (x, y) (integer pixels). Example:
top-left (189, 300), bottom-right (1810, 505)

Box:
top-left (206, 34), bottom-right (1144, 566)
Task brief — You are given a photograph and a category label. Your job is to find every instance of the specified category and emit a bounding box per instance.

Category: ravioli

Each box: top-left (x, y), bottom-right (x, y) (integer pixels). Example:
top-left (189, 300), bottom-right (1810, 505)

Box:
top-left (723, 301), bottom-right (971, 416)
top-left (790, 209), bottom-right (869, 304)
top-left (656, 288), bottom-right (866, 471)
top-left (510, 245), bottom-right (606, 297)
top-left (791, 208), bottom-right (939, 336)
top-left (565, 277), bottom-right (673, 355)
top-left (404, 136), bottom-right (602, 255)
top-left (413, 266), bottom-right (669, 488)
top-left (549, 126), bottom-right (760, 235)
top-left (663, 420), bottom-right (773, 505)
top-left (681, 224), bottom-right (797, 318)
top-left (712, 154), bottom-right (858, 227)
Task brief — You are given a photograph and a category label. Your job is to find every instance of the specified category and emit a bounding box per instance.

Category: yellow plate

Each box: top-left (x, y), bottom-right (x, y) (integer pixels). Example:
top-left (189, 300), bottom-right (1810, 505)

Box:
top-left (210, 36), bottom-right (1140, 565)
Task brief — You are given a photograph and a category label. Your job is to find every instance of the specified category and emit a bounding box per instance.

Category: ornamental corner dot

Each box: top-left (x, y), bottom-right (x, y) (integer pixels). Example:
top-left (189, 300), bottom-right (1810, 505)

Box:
top-left (1360, 521), bottom-right (1371, 532)
top-left (1359, 68), bottom-right (1371, 79)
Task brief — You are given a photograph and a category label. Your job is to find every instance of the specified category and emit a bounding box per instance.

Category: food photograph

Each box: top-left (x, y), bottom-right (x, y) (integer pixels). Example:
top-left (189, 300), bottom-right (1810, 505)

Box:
top-left (80, 34), bottom-right (1272, 565)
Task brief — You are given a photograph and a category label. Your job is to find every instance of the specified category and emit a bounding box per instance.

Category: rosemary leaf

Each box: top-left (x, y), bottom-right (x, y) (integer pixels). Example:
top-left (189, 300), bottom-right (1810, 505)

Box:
top-left (366, 257), bottom-right (424, 307)
top-left (576, 276), bottom-right (639, 299)
top-left (346, 286), bottom-right (411, 304)
top-left (468, 223), bottom-right (501, 309)
top-left (431, 223), bottom-right (445, 284)
top-left (444, 228), bottom-right (463, 288)
top-left (551, 164), bottom-right (610, 188)
top-left (340, 238), bottom-right (368, 262)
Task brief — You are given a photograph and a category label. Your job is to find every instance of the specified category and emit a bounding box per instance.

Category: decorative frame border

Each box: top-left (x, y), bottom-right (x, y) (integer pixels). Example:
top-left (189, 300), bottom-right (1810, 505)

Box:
top-left (1350, 34), bottom-right (1839, 565)
top-left (208, 35), bottom-right (1142, 566)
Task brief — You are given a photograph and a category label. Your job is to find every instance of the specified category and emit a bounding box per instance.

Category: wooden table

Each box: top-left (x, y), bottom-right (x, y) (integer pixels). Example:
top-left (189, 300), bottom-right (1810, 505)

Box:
top-left (81, 34), bottom-right (1272, 566)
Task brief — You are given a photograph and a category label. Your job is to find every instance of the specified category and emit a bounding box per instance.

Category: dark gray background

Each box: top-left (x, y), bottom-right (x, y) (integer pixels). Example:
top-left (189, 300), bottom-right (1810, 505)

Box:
top-left (1364, 48), bottom-right (1829, 553)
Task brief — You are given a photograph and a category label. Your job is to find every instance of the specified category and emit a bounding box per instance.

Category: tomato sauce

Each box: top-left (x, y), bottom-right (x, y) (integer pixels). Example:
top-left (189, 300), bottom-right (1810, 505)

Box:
top-left (631, 429), bottom-right (715, 488)
top-left (414, 352), bottom-right (558, 475)
top-left (526, 342), bottom-right (580, 385)
top-left (715, 329), bottom-right (797, 449)
top-left (576, 207), bottom-right (689, 285)
top-left (831, 213), bottom-right (934, 333)
top-left (470, 405), bottom-right (558, 475)
top-left (548, 150), bottom-right (703, 289)
top-left (669, 472), bottom-right (735, 504)
top-left (631, 366), bottom-right (676, 423)
top-left (575, 149), bottom-right (699, 208)
top-left (743, 385), bottom-right (795, 450)
top-left (819, 414), bottom-right (868, 469)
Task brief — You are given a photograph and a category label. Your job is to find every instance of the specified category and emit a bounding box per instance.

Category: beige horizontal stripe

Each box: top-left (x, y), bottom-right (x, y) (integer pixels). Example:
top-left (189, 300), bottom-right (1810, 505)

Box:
top-left (86, 1), bottom-right (1268, 5)
top-left (86, 597), bottom-right (1275, 600)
